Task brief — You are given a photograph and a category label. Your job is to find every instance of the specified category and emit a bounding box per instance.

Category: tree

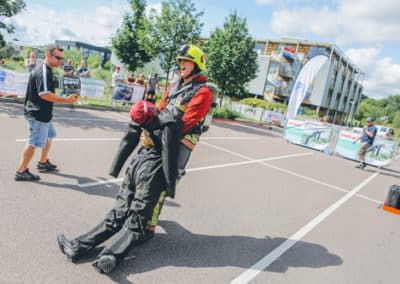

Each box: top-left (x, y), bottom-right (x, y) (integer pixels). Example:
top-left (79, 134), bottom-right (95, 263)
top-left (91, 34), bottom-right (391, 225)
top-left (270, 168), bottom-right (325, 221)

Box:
top-left (0, 0), bottom-right (26, 47)
top-left (111, 0), bottom-right (156, 72)
top-left (205, 11), bottom-right (258, 105)
top-left (153, 0), bottom-right (204, 86)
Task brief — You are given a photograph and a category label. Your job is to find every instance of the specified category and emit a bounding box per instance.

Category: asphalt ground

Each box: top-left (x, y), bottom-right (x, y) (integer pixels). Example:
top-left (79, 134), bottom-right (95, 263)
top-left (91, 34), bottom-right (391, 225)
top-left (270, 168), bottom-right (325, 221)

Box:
top-left (1, 102), bottom-right (400, 284)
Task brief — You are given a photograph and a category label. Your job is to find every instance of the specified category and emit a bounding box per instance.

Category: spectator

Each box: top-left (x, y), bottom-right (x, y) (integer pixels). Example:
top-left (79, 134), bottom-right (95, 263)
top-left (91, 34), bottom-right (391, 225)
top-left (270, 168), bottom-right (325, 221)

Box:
top-left (126, 73), bottom-right (135, 86)
top-left (62, 59), bottom-right (74, 76)
top-left (14, 44), bottom-right (78, 181)
top-left (111, 66), bottom-right (123, 90)
top-left (135, 73), bottom-right (147, 99)
top-left (146, 73), bottom-right (158, 104)
top-left (76, 60), bottom-right (90, 78)
top-left (353, 117), bottom-right (378, 170)
top-left (24, 52), bottom-right (36, 72)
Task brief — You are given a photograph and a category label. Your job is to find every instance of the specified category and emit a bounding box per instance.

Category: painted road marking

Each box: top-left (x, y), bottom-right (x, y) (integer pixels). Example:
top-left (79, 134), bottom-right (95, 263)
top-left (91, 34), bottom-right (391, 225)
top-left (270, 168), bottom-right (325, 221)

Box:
top-left (202, 142), bottom-right (382, 204)
top-left (231, 172), bottom-right (379, 284)
top-left (77, 152), bottom-right (313, 188)
top-left (16, 137), bottom-right (262, 142)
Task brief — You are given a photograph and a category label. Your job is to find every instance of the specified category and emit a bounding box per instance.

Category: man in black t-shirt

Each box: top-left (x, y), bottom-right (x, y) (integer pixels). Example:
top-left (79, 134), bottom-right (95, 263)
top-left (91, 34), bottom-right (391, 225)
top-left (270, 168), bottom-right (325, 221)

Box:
top-left (15, 44), bottom-right (78, 181)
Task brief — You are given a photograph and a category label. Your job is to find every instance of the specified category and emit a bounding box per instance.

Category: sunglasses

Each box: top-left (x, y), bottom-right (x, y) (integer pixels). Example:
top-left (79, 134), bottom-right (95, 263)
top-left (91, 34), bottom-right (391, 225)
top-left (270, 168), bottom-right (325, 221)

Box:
top-left (51, 53), bottom-right (64, 61)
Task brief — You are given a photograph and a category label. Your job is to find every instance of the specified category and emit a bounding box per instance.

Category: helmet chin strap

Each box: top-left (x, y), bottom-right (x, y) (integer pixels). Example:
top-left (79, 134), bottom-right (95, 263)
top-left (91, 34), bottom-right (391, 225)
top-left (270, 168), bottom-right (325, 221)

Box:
top-left (182, 64), bottom-right (200, 81)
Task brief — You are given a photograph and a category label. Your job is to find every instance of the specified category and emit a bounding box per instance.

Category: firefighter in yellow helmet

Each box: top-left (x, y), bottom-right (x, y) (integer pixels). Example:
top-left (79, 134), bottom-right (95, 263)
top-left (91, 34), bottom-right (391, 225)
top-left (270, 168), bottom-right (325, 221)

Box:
top-left (108, 43), bottom-right (217, 240)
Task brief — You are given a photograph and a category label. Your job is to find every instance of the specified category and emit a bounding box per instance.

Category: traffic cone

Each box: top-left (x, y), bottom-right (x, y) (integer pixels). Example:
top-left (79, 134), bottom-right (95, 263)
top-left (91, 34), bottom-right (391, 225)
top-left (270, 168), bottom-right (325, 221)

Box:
top-left (382, 184), bottom-right (400, 215)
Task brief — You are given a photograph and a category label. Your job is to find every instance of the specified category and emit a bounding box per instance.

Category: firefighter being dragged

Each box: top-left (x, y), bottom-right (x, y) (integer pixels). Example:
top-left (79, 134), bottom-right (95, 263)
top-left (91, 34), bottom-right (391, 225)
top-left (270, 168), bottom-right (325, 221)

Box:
top-left (57, 100), bottom-right (178, 274)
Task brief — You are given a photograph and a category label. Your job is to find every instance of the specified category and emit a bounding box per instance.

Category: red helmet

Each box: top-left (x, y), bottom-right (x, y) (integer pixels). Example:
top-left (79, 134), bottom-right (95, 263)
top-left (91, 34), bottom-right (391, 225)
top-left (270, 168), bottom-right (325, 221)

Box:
top-left (130, 100), bottom-right (158, 126)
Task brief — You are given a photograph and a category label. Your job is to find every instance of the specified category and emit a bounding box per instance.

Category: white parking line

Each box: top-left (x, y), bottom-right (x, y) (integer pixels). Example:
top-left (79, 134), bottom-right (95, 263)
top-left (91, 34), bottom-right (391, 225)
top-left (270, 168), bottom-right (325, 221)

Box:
top-left (202, 142), bottom-right (382, 203)
top-left (16, 138), bottom-right (122, 142)
top-left (77, 152), bottom-right (313, 188)
top-left (15, 137), bottom-right (261, 142)
top-left (231, 172), bottom-right (378, 284)
top-left (223, 122), bottom-right (282, 137)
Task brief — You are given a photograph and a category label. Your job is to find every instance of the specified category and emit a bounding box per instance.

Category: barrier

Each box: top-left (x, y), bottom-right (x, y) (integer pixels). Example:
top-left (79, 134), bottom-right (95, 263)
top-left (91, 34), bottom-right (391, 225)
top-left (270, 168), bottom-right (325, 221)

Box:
top-left (80, 77), bottom-right (105, 99)
top-left (284, 118), bottom-right (334, 152)
top-left (283, 118), bottom-right (398, 167)
top-left (262, 109), bottom-right (285, 127)
top-left (334, 129), bottom-right (398, 167)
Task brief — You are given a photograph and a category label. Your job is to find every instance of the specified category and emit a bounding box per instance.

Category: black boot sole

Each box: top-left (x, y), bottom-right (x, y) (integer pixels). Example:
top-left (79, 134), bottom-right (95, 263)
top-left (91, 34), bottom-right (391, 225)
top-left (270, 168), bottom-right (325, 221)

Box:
top-left (92, 255), bottom-right (116, 274)
top-left (57, 234), bottom-right (79, 262)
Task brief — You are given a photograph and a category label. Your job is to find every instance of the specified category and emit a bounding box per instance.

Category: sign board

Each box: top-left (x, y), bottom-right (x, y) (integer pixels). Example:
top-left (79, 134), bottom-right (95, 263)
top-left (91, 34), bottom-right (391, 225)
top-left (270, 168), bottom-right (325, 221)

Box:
top-left (334, 129), bottom-right (398, 167)
top-left (80, 78), bottom-right (105, 99)
top-left (111, 83), bottom-right (146, 103)
top-left (284, 118), bottom-right (333, 151)
top-left (61, 75), bottom-right (81, 96)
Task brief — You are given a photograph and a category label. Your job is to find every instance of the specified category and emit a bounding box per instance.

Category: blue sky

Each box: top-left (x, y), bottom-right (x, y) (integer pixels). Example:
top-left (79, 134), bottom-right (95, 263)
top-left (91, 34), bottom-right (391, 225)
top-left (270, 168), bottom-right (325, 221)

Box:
top-left (3, 0), bottom-right (400, 99)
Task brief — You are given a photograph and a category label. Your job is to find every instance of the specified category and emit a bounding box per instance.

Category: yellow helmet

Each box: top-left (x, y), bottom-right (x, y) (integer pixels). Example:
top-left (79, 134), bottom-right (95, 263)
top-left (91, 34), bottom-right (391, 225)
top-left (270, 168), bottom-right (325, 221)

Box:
top-left (176, 44), bottom-right (206, 71)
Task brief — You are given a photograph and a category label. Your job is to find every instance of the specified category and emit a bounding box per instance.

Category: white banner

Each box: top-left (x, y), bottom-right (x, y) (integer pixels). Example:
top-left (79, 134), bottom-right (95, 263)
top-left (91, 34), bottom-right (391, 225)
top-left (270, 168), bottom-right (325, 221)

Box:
top-left (286, 55), bottom-right (328, 120)
top-left (0, 67), bottom-right (30, 97)
top-left (111, 83), bottom-right (145, 103)
top-left (80, 77), bottom-right (105, 98)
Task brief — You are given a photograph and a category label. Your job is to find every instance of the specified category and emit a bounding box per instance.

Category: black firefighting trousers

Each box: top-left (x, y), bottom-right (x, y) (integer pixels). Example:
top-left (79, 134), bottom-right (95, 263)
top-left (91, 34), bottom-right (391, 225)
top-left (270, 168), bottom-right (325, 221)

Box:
top-left (69, 148), bottom-right (165, 262)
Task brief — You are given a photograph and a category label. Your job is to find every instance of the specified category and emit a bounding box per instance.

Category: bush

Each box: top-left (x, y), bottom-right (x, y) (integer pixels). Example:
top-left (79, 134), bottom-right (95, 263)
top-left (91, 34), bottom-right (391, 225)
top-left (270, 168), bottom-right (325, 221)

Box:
top-left (239, 98), bottom-right (286, 111)
top-left (213, 106), bottom-right (239, 120)
top-left (12, 54), bottom-right (24, 62)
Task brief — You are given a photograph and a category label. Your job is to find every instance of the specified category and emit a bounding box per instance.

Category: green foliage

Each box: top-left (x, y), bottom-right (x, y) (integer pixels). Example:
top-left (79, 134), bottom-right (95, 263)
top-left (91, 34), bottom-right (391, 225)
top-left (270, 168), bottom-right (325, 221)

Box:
top-left (103, 60), bottom-right (112, 71)
top-left (63, 49), bottom-right (84, 70)
top-left (392, 112), bottom-right (400, 129)
top-left (205, 11), bottom-right (258, 103)
top-left (111, 0), bottom-right (156, 72)
top-left (239, 98), bottom-right (286, 111)
top-left (152, 0), bottom-right (204, 85)
top-left (87, 54), bottom-right (101, 69)
top-left (11, 54), bottom-right (23, 62)
top-left (353, 95), bottom-right (400, 140)
top-left (213, 106), bottom-right (239, 120)
top-left (0, 0), bottom-right (26, 47)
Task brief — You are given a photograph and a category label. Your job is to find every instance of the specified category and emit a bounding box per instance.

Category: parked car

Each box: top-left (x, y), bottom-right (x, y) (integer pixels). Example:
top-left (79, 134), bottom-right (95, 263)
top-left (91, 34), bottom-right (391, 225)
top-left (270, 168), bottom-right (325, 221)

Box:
top-left (376, 125), bottom-right (394, 138)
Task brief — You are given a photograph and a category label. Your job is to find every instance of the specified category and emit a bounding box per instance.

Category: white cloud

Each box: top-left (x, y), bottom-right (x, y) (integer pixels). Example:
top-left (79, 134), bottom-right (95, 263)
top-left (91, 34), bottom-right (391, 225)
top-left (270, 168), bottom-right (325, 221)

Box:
top-left (269, 0), bottom-right (400, 98)
top-left (271, 7), bottom-right (339, 41)
top-left (346, 48), bottom-right (400, 98)
top-left (5, 3), bottom-right (128, 47)
top-left (256, 0), bottom-right (275, 4)
top-left (270, 0), bottom-right (400, 45)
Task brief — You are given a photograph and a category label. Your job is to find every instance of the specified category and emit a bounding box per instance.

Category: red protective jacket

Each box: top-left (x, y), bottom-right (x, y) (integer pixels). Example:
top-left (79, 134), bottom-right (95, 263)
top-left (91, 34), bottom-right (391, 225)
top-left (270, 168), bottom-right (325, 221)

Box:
top-left (158, 75), bottom-right (212, 134)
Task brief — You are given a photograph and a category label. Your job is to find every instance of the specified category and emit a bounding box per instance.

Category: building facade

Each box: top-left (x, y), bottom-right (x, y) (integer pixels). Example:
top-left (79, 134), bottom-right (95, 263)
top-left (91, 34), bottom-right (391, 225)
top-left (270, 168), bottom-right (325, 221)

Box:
top-left (248, 39), bottom-right (364, 125)
top-left (55, 40), bottom-right (111, 66)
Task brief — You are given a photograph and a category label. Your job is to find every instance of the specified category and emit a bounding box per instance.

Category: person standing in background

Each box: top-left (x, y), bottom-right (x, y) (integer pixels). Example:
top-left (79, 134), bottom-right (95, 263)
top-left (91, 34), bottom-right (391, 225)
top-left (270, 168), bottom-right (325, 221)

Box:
top-left (146, 73), bottom-right (158, 104)
top-left (62, 59), bottom-right (74, 76)
top-left (24, 52), bottom-right (36, 72)
top-left (353, 117), bottom-right (378, 170)
top-left (111, 66), bottom-right (123, 90)
top-left (76, 60), bottom-right (90, 78)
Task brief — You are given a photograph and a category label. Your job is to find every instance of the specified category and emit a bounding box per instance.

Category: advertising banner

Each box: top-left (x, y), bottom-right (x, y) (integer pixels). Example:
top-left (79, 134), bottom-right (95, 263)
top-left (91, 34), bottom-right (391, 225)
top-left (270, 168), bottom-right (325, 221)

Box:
top-left (0, 68), bottom-right (30, 97)
top-left (284, 119), bottom-right (333, 151)
top-left (334, 129), bottom-right (398, 167)
top-left (287, 55), bottom-right (328, 120)
top-left (111, 83), bottom-right (145, 103)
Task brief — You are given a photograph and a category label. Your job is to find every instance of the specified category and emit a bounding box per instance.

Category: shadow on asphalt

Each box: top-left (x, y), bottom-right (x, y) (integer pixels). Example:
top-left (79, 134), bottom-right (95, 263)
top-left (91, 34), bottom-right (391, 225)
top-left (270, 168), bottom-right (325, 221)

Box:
top-left (38, 171), bottom-right (181, 212)
top-left (104, 220), bottom-right (343, 283)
